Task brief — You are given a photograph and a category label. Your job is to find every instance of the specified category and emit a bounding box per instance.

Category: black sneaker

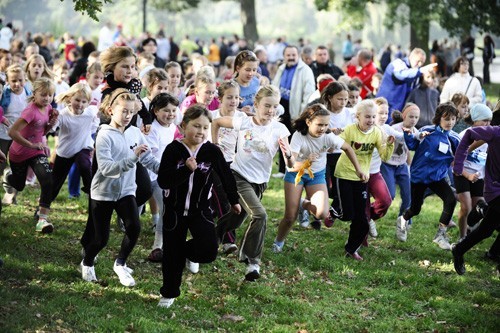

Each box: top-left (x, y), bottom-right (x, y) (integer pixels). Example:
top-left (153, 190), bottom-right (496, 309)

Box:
top-left (245, 264), bottom-right (260, 281)
top-left (451, 245), bottom-right (466, 275)
top-left (311, 220), bottom-right (321, 230)
top-left (485, 251), bottom-right (500, 263)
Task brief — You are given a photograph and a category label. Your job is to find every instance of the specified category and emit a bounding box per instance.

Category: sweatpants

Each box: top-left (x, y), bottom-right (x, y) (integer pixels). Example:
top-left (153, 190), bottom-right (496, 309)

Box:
top-left (160, 209), bottom-right (218, 298)
top-left (51, 149), bottom-right (92, 202)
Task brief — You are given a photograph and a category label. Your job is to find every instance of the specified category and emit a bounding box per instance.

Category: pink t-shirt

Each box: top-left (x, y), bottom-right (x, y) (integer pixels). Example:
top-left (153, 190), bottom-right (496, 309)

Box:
top-left (9, 102), bottom-right (51, 163)
top-left (0, 106), bottom-right (6, 123)
top-left (179, 94), bottom-right (220, 113)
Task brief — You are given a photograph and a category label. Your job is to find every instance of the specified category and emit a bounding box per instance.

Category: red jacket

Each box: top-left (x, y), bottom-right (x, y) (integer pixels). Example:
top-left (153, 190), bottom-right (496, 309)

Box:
top-left (347, 61), bottom-right (378, 99)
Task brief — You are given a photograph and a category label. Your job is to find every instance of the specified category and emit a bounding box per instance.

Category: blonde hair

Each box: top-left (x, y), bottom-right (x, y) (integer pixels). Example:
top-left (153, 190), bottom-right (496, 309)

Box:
top-left (354, 99), bottom-right (376, 117)
top-left (373, 97), bottom-right (388, 107)
top-left (99, 46), bottom-right (137, 74)
top-left (196, 65), bottom-right (216, 80)
top-left (254, 85), bottom-right (280, 105)
top-left (5, 64), bottom-right (25, 80)
top-left (99, 88), bottom-right (137, 119)
top-left (194, 74), bottom-right (216, 89)
top-left (87, 62), bottom-right (103, 76)
top-left (55, 82), bottom-right (91, 105)
top-left (24, 54), bottom-right (54, 81)
top-left (27, 78), bottom-right (55, 103)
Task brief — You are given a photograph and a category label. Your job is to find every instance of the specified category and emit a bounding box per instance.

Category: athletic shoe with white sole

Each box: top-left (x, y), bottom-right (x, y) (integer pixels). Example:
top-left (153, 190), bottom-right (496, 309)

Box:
top-left (368, 219), bottom-right (378, 238)
top-left (35, 218), bottom-right (54, 234)
top-left (396, 216), bottom-right (407, 242)
top-left (81, 261), bottom-right (97, 282)
top-left (186, 259), bottom-right (199, 274)
top-left (158, 297), bottom-right (175, 308)
top-left (433, 227), bottom-right (452, 250)
top-left (113, 261), bottom-right (135, 287)
top-left (245, 263), bottom-right (260, 281)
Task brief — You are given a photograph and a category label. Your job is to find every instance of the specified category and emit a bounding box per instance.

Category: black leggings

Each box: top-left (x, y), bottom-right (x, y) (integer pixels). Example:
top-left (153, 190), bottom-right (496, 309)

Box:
top-left (8, 155), bottom-right (53, 209)
top-left (454, 195), bottom-right (500, 256)
top-left (51, 149), bottom-right (92, 202)
top-left (0, 139), bottom-right (12, 176)
top-left (403, 179), bottom-right (456, 225)
top-left (82, 195), bottom-right (141, 266)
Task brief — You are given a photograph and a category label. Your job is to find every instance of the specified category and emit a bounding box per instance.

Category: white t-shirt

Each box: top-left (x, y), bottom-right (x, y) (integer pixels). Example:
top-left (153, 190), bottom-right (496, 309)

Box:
top-left (386, 122), bottom-right (418, 166)
top-left (328, 107), bottom-right (355, 154)
top-left (55, 106), bottom-right (99, 158)
top-left (90, 85), bottom-right (104, 107)
top-left (290, 131), bottom-right (345, 173)
top-left (370, 124), bottom-right (403, 173)
top-left (211, 109), bottom-right (245, 162)
top-left (231, 115), bottom-right (290, 184)
top-left (459, 128), bottom-right (488, 179)
top-left (145, 119), bottom-right (176, 181)
top-left (0, 90), bottom-right (27, 140)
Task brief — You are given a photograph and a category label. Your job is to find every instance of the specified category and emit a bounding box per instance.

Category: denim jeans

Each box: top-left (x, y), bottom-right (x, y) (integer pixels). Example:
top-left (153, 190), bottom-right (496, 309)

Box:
top-left (380, 162), bottom-right (411, 216)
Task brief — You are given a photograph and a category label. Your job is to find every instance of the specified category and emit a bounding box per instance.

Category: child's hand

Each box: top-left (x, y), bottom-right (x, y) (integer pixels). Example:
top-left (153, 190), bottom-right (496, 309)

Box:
top-left (231, 203), bottom-right (242, 215)
top-left (3, 119), bottom-right (11, 127)
top-left (241, 105), bottom-right (254, 116)
top-left (387, 135), bottom-right (395, 144)
top-left (133, 144), bottom-right (148, 157)
top-left (466, 172), bottom-right (480, 183)
top-left (141, 124), bottom-right (151, 135)
top-left (48, 109), bottom-right (59, 127)
top-left (331, 127), bottom-right (343, 135)
top-left (419, 131), bottom-right (430, 139)
top-left (357, 171), bottom-right (369, 183)
top-left (185, 156), bottom-right (197, 171)
top-left (278, 137), bottom-right (291, 159)
top-left (31, 142), bottom-right (45, 150)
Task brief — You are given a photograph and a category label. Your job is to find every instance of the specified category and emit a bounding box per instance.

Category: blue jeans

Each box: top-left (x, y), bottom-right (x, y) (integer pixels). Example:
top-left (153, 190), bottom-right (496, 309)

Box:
top-left (380, 162), bottom-right (411, 216)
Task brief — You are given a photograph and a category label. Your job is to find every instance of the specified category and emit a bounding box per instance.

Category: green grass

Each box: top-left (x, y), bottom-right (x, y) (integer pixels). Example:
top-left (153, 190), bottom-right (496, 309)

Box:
top-left (484, 82), bottom-right (499, 105)
top-left (0, 164), bottom-right (499, 332)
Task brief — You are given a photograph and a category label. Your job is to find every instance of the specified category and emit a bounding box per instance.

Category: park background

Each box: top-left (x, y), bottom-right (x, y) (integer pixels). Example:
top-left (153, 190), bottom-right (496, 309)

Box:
top-left (0, 0), bottom-right (499, 332)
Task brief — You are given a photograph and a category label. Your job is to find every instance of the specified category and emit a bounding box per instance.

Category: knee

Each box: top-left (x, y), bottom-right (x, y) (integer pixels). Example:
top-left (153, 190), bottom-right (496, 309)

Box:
top-left (251, 207), bottom-right (267, 222)
top-left (125, 221), bottom-right (141, 238)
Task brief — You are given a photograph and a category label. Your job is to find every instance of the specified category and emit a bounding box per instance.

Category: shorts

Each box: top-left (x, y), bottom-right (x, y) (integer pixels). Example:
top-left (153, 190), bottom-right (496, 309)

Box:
top-left (453, 175), bottom-right (484, 196)
top-left (284, 168), bottom-right (326, 186)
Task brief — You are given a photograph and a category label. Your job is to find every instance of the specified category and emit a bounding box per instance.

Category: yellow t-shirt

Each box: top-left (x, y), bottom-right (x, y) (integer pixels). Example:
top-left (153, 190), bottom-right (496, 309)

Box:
top-left (334, 124), bottom-right (394, 181)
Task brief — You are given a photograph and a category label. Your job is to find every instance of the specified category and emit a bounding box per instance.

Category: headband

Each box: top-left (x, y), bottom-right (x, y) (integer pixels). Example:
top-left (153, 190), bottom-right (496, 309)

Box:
top-left (109, 91), bottom-right (131, 107)
top-left (402, 104), bottom-right (419, 119)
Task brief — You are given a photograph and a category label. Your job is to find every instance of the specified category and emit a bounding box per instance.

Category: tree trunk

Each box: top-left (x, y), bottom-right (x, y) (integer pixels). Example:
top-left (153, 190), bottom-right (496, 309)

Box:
top-left (240, 0), bottom-right (259, 47)
top-left (143, 0), bottom-right (147, 33)
top-left (408, 5), bottom-right (430, 55)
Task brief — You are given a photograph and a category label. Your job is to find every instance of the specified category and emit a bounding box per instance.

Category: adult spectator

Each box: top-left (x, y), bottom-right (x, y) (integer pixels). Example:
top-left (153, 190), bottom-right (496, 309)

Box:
top-left (33, 33), bottom-right (53, 66)
top-left (460, 35), bottom-right (475, 76)
top-left (156, 29), bottom-right (170, 62)
top-left (255, 47), bottom-right (270, 79)
top-left (377, 48), bottom-right (436, 122)
top-left (0, 23), bottom-right (13, 50)
top-left (272, 45), bottom-right (315, 177)
top-left (219, 36), bottom-right (231, 68)
top-left (301, 46), bottom-right (314, 66)
top-left (342, 34), bottom-right (354, 61)
top-left (97, 22), bottom-right (114, 52)
top-left (168, 36), bottom-right (179, 62)
top-left (479, 34), bottom-right (496, 84)
top-left (346, 48), bottom-right (378, 99)
top-left (439, 56), bottom-right (482, 106)
top-left (179, 35), bottom-right (199, 58)
top-left (310, 45), bottom-right (344, 81)
top-left (379, 44), bottom-right (392, 73)
top-left (68, 41), bottom-right (96, 86)
top-left (141, 37), bottom-right (166, 69)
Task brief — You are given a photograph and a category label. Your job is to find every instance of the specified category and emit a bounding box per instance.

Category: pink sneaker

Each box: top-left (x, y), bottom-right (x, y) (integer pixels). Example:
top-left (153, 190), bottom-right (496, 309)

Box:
top-left (345, 251), bottom-right (364, 261)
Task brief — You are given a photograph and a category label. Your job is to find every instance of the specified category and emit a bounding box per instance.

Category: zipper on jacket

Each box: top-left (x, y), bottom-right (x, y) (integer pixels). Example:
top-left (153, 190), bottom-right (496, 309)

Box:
top-left (180, 141), bottom-right (203, 216)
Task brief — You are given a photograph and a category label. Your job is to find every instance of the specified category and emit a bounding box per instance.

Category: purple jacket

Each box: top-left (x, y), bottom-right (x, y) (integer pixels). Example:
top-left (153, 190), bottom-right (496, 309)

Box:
top-left (453, 126), bottom-right (500, 203)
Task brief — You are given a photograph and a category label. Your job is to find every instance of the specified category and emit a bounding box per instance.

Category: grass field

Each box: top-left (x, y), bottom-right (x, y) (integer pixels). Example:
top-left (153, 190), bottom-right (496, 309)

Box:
top-left (0, 158), bottom-right (499, 332)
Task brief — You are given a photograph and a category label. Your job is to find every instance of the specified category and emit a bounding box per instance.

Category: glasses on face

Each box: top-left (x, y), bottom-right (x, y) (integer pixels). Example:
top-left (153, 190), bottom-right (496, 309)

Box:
top-left (460, 61), bottom-right (469, 66)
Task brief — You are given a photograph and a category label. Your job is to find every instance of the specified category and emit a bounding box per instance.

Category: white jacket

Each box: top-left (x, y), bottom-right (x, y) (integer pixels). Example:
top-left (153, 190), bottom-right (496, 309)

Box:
top-left (272, 60), bottom-right (315, 120)
top-left (440, 73), bottom-right (482, 106)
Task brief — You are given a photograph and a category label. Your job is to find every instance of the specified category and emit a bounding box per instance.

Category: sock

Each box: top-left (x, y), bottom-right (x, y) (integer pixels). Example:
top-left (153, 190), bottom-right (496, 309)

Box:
top-left (152, 213), bottom-right (159, 225)
top-left (274, 239), bottom-right (284, 247)
top-left (115, 258), bottom-right (126, 266)
top-left (152, 231), bottom-right (163, 250)
top-left (39, 213), bottom-right (48, 221)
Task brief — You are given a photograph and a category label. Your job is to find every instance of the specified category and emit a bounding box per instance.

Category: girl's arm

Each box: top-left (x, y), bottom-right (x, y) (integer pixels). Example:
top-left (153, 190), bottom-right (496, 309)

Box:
top-left (376, 128), bottom-right (395, 162)
top-left (278, 137), bottom-right (294, 169)
top-left (454, 126), bottom-right (497, 175)
top-left (340, 142), bottom-right (368, 182)
top-left (211, 116), bottom-right (234, 145)
top-left (44, 108), bottom-right (58, 135)
top-left (211, 145), bottom-right (241, 214)
top-left (8, 118), bottom-right (44, 150)
top-left (157, 143), bottom-right (194, 189)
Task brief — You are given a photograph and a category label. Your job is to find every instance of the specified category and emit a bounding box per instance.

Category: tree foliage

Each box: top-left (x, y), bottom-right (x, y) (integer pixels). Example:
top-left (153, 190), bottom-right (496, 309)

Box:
top-left (65, 0), bottom-right (114, 21)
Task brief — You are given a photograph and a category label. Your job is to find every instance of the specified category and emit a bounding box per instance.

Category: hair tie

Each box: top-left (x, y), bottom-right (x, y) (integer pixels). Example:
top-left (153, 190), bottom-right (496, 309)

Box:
top-left (109, 91), bottom-right (130, 107)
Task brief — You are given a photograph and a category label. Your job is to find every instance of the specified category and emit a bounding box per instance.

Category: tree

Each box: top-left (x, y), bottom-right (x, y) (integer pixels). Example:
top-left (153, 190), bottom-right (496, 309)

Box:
top-left (315, 0), bottom-right (500, 52)
top-left (64, 0), bottom-right (114, 20)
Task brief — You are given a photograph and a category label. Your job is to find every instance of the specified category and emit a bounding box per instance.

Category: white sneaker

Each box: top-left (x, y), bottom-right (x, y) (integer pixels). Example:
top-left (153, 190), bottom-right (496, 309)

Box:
top-left (113, 261), bottom-right (135, 287)
top-left (222, 243), bottom-right (238, 255)
top-left (186, 259), bottom-right (199, 274)
top-left (245, 263), bottom-right (260, 281)
top-left (271, 172), bottom-right (285, 179)
top-left (297, 198), bottom-right (309, 227)
top-left (158, 297), bottom-right (175, 308)
top-left (396, 216), bottom-right (407, 242)
top-left (81, 261), bottom-right (97, 282)
top-left (368, 219), bottom-right (378, 238)
top-left (271, 242), bottom-right (283, 253)
top-left (433, 228), bottom-right (452, 250)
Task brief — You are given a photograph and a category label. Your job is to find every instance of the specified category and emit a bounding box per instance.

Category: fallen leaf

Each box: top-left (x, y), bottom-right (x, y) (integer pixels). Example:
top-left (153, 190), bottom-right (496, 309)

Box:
top-left (221, 314), bottom-right (245, 322)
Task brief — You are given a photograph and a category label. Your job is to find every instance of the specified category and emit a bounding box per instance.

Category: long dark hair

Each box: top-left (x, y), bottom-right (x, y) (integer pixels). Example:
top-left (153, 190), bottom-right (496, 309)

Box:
top-left (293, 103), bottom-right (331, 135)
top-left (320, 81), bottom-right (348, 111)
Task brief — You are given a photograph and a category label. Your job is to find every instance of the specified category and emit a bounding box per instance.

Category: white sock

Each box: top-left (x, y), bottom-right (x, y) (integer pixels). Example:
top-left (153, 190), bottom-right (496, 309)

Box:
top-left (152, 213), bottom-right (159, 224)
top-left (152, 231), bottom-right (163, 250)
top-left (39, 213), bottom-right (48, 220)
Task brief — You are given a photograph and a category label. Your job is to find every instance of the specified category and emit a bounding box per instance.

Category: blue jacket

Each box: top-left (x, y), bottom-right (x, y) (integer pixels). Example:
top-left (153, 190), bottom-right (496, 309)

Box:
top-left (377, 57), bottom-right (421, 122)
top-left (404, 125), bottom-right (460, 184)
top-left (1, 85), bottom-right (32, 110)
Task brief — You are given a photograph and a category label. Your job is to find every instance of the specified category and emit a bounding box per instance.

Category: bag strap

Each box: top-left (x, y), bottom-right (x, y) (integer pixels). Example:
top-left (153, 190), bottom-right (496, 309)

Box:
top-left (464, 78), bottom-right (473, 95)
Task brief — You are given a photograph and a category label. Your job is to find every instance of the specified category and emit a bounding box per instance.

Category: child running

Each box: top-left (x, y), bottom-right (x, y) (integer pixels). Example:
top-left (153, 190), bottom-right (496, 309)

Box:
top-left (157, 105), bottom-right (240, 308)
top-left (146, 93), bottom-right (180, 262)
top-left (165, 61), bottom-right (185, 103)
top-left (380, 104), bottom-right (420, 238)
top-left (49, 83), bottom-right (99, 202)
top-left (3, 78), bottom-right (58, 233)
top-left (211, 85), bottom-right (290, 281)
top-left (80, 88), bottom-right (159, 287)
top-left (233, 50), bottom-right (260, 115)
top-left (335, 99), bottom-right (394, 260)
top-left (452, 112), bottom-right (500, 275)
top-left (397, 102), bottom-right (460, 249)
top-left (453, 103), bottom-right (492, 239)
top-left (273, 103), bottom-right (366, 252)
